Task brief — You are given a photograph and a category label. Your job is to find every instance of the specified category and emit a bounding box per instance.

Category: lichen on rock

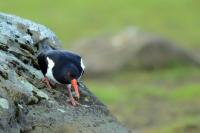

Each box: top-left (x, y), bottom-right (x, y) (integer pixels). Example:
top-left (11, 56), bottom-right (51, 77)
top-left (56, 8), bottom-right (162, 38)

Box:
top-left (0, 98), bottom-right (9, 109)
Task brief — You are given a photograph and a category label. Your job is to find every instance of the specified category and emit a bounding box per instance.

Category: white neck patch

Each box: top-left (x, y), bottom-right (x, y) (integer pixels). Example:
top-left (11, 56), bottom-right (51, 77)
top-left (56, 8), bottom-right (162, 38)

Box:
top-left (47, 57), bottom-right (55, 69)
top-left (80, 58), bottom-right (85, 70)
top-left (46, 57), bottom-right (60, 83)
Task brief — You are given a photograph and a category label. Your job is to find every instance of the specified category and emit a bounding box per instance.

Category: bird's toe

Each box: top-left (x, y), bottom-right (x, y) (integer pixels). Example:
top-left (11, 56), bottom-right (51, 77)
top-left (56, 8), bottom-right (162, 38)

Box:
top-left (67, 97), bottom-right (80, 106)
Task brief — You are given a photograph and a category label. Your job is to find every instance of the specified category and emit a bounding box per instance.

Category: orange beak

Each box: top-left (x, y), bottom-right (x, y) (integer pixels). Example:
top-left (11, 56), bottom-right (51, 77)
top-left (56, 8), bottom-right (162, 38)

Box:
top-left (71, 79), bottom-right (80, 99)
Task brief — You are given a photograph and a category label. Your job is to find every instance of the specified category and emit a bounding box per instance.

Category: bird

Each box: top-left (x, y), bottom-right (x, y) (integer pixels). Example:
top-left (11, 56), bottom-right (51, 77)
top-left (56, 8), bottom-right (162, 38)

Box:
top-left (37, 50), bottom-right (85, 106)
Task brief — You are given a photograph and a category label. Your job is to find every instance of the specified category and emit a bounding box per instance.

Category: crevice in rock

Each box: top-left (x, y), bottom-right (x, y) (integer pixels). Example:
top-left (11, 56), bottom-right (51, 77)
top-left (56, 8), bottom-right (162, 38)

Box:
top-left (26, 29), bottom-right (33, 36)
top-left (19, 43), bottom-right (35, 55)
top-left (6, 21), bottom-right (12, 25)
top-left (14, 102), bottom-right (21, 124)
top-left (7, 50), bottom-right (39, 69)
top-left (6, 59), bottom-right (42, 90)
top-left (27, 96), bottom-right (39, 105)
top-left (0, 70), bottom-right (8, 80)
top-left (14, 39), bottom-right (19, 43)
top-left (0, 43), bottom-right (9, 51)
top-left (15, 35), bottom-right (20, 39)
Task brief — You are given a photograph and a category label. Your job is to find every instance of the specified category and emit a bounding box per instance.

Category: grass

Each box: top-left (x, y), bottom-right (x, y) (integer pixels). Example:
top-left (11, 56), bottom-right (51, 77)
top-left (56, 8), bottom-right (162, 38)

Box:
top-left (86, 67), bottom-right (200, 132)
top-left (142, 116), bottom-right (200, 133)
top-left (1, 1), bottom-right (200, 132)
top-left (0, 0), bottom-right (200, 48)
top-left (87, 66), bottom-right (200, 102)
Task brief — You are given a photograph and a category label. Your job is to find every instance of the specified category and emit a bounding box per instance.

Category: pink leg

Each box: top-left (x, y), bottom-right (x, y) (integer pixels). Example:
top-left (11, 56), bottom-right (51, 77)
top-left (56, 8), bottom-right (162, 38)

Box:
top-left (41, 77), bottom-right (52, 89)
top-left (66, 85), bottom-right (80, 106)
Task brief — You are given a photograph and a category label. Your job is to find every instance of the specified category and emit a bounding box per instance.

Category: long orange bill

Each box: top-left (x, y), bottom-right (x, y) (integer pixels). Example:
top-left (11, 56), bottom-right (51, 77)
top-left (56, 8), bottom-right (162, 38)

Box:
top-left (71, 79), bottom-right (80, 99)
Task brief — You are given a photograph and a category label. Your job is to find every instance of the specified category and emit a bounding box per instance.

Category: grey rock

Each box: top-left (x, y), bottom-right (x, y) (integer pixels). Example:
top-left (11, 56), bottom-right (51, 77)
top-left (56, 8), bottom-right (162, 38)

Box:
top-left (0, 13), bottom-right (131, 133)
top-left (32, 87), bottom-right (49, 100)
top-left (71, 27), bottom-right (200, 76)
top-left (0, 98), bottom-right (9, 109)
top-left (0, 12), bottom-right (60, 49)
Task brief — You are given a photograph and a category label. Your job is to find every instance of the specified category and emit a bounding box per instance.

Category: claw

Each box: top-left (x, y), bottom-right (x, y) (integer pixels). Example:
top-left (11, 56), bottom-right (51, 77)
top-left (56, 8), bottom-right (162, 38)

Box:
top-left (67, 97), bottom-right (80, 106)
top-left (41, 77), bottom-right (52, 89)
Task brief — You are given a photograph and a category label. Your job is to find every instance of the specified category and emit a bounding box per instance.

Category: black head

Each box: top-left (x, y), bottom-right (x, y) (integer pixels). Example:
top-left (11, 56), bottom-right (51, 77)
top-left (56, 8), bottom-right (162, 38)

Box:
top-left (37, 52), bottom-right (48, 75)
top-left (54, 63), bottom-right (80, 83)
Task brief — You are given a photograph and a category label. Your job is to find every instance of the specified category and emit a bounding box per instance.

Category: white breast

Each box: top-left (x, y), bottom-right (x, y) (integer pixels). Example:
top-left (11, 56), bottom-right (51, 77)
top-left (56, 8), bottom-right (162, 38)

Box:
top-left (80, 58), bottom-right (85, 70)
top-left (78, 58), bottom-right (85, 80)
top-left (46, 57), bottom-right (60, 84)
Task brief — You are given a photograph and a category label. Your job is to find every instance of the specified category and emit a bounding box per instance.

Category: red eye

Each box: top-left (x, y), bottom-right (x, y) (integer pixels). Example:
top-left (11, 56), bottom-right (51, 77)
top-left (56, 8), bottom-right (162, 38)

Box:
top-left (67, 71), bottom-right (71, 76)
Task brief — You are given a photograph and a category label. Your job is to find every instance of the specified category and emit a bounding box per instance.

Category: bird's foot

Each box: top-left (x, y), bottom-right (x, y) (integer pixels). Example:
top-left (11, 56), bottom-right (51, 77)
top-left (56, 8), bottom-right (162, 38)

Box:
top-left (67, 97), bottom-right (80, 106)
top-left (41, 77), bottom-right (52, 89)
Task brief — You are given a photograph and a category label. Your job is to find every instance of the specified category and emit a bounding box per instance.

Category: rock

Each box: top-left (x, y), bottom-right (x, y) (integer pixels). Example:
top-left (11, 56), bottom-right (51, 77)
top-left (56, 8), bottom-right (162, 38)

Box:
top-left (0, 13), bottom-right (131, 133)
top-left (0, 98), bottom-right (9, 109)
top-left (32, 87), bottom-right (49, 100)
top-left (71, 27), bottom-right (200, 76)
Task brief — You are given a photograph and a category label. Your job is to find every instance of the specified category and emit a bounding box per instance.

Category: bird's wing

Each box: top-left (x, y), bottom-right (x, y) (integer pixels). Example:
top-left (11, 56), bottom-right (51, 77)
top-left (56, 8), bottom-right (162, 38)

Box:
top-left (47, 50), bottom-right (83, 70)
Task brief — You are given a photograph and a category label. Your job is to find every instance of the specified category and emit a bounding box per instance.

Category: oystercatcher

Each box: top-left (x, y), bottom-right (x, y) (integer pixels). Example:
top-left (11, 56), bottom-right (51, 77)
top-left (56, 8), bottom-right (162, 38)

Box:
top-left (37, 50), bottom-right (85, 106)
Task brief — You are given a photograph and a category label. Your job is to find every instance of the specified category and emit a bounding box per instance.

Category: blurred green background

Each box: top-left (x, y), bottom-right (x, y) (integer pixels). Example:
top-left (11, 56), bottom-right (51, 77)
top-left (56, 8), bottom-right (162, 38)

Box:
top-left (1, 0), bottom-right (200, 132)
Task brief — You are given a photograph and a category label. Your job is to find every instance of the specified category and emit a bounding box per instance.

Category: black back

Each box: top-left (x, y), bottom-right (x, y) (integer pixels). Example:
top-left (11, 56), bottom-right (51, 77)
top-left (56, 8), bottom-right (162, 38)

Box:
top-left (38, 50), bottom-right (84, 84)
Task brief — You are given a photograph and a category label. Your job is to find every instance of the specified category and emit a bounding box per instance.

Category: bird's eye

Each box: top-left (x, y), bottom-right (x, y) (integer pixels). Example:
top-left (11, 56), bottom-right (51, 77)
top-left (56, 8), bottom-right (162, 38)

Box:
top-left (67, 71), bottom-right (71, 76)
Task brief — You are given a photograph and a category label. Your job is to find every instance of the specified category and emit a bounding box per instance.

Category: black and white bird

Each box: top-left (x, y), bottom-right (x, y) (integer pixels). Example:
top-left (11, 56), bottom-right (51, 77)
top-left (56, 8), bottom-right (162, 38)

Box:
top-left (37, 50), bottom-right (85, 106)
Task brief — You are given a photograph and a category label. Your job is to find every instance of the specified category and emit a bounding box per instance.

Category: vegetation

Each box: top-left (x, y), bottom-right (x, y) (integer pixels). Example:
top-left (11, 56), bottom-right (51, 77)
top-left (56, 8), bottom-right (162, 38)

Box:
top-left (87, 67), bottom-right (200, 132)
top-left (1, 0), bottom-right (200, 132)
top-left (1, 0), bottom-right (200, 48)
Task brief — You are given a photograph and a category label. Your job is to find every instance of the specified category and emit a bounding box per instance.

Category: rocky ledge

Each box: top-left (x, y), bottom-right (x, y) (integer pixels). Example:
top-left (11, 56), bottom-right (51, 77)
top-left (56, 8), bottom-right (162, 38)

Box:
top-left (0, 13), bottom-right (131, 133)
